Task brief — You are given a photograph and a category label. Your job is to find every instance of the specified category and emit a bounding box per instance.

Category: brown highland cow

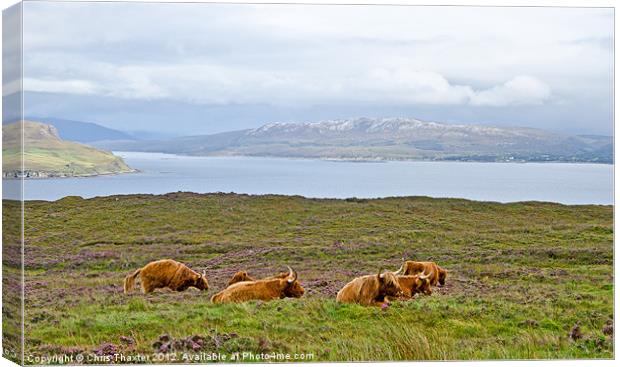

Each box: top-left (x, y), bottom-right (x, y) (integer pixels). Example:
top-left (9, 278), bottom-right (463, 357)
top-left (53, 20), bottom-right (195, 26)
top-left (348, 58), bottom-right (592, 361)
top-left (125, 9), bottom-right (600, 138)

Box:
top-left (124, 259), bottom-right (209, 294)
top-left (227, 270), bottom-right (289, 286)
top-left (396, 261), bottom-right (448, 287)
top-left (228, 270), bottom-right (254, 286)
top-left (211, 267), bottom-right (304, 303)
top-left (336, 270), bottom-right (402, 306)
top-left (396, 272), bottom-right (432, 298)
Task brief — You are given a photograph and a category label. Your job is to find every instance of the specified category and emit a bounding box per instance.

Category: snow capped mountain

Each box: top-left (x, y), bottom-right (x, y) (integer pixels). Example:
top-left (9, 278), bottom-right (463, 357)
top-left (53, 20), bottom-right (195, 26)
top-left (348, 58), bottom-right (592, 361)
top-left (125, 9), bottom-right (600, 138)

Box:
top-left (246, 117), bottom-right (539, 139)
top-left (94, 117), bottom-right (612, 163)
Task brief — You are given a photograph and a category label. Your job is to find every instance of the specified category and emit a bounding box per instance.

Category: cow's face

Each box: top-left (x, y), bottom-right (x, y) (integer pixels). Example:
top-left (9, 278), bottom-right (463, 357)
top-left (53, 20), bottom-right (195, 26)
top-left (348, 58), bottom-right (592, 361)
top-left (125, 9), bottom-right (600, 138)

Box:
top-left (283, 280), bottom-right (305, 298)
top-left (282, 266), bottom-right (304, 298)
top-left (416, 277), bottom-right (432, 295)
top-left (395, 276), bottom-right (415, 297)
top-left (379, 272), bottom-right (402, 297)
top-left (229, 271), bottom-right (253, 286)
top-left (438, 269), bottom-right (447, 286)
top-left (195, 271), bottom-right (209, 291)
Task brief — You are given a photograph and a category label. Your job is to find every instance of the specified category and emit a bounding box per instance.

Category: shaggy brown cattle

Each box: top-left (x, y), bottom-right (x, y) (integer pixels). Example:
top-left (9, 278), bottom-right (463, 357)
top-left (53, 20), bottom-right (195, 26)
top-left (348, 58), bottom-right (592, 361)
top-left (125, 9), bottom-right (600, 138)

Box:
top-left (124, 259), bottom-right (209, 294)
top-left (336, 270), bottom-right (402, 306)
top-left (228, 270), bottom-right (254, 286)
top-left (396, 261), bottom-right (447, 287)
top-left (226, 270), bottom-right (289, 286)
top-left (211, 267), bottom-right (304, 303)
top-left (396, 272), bottom-right (432, 298)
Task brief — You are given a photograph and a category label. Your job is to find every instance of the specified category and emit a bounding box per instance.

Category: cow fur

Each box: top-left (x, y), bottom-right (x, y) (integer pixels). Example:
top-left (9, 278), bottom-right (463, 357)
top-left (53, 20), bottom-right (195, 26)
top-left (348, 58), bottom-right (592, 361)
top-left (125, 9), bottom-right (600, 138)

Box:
top-left (212, 268), bottom-right (304, 303)
top-left (400, 261), bottom-right (448, 287)
top-left (396, 275), bottom-right (432, 298)
top-left (124, 259), bottom-right (209, 294)
top-left (228, 271), bottom-right (254, 286)
top-left (336, 271), bottom-right (402, 306)
top-left (227, 270), bottom-right (289, 286)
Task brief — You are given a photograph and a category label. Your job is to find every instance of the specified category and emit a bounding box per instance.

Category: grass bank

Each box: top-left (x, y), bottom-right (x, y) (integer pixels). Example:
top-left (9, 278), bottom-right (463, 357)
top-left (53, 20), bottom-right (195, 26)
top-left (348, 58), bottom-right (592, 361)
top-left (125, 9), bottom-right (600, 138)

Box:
top-left (5, 193), bottom-right (613, 362)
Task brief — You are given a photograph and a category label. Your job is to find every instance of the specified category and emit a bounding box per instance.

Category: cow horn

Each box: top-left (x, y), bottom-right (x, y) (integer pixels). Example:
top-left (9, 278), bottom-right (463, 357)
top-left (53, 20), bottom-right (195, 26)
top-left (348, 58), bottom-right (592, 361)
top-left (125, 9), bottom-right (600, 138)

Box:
top-left (419, 271), bottom-right (430, 280)
top-left (393, 263), bottom-right (404, 275)
top-left (202, 270), bottom-right (206, 277)
top-left (378, 268), bottom-right (384, 279)
top-left (286, 266), bottom-right (297, 283)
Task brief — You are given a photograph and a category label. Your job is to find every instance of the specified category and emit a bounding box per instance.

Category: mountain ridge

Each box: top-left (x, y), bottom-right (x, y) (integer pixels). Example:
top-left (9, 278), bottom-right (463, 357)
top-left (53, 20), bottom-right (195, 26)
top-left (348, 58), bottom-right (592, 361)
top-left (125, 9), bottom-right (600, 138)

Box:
top-left (92, 117), bottom-right (612, 163)
top-left (20, 117), bottom-right (134, 143)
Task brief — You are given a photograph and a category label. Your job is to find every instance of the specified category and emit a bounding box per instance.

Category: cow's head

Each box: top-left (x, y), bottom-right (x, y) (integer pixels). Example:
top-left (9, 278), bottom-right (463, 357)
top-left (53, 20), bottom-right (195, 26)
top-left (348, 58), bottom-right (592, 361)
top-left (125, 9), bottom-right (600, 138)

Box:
top-left (416, 271), bottom-right (432, 295)
top-left (194, 270), bottom-right (209, 291)
top-left (378, 269), bottom-right (402, 297)
top-left (228, 270), bottom-right (254, 286)
top-left (282, 266), bottom-right (305, 298)
top-left (438, 268), bottom-right (448, 286)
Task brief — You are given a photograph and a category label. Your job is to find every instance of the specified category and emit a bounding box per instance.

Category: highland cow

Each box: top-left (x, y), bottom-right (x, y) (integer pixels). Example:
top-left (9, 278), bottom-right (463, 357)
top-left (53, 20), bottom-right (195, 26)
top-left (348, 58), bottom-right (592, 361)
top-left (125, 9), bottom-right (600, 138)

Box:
top-left (336, 270), bottom-right (402, 306)
top-left (227, 270), bottom-right (291, 286)
top-left (395, 261), bottom-right (447, 287)
top-left (228, 270), bottom-right (254, 286)
top-left (211, 267), bottom-right (304, 303)
top-left (124, 259), bottom-right (209, 294)
top-left (396, 272), bottom-right (432, 298)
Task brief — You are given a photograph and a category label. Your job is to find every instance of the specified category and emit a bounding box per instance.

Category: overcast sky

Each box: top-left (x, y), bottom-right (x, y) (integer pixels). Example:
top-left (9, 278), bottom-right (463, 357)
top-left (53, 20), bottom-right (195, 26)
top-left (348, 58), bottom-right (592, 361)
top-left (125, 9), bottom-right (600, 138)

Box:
top-left (13, 2), bottom-right (614, 135)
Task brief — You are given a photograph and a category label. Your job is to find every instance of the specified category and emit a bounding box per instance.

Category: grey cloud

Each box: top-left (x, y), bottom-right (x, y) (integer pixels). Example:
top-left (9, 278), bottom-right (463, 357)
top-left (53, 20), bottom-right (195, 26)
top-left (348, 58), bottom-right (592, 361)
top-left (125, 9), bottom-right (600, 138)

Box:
top-left (18, 2), bottom-right (614, 135)
top-left (565, 36), bottom-right (614, 51)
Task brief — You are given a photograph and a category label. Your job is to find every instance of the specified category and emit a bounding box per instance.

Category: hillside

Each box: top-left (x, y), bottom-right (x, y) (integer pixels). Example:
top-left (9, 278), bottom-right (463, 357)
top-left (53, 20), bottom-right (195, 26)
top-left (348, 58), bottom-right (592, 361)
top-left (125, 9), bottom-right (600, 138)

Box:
top-left (94, 117), bottom-right (613, 163)
top-left (2, 121), bottom-right (135, 178)
top-left (6, 193), bottom-right (613, 360)
top-left (25, 117), bottom-right (134, 143)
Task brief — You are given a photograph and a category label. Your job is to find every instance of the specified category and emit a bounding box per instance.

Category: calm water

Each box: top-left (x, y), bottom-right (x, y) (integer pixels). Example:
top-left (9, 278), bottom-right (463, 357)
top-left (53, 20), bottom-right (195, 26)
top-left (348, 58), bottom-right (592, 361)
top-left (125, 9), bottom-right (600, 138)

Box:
top-left (3, 152), bottom-right (613, 204)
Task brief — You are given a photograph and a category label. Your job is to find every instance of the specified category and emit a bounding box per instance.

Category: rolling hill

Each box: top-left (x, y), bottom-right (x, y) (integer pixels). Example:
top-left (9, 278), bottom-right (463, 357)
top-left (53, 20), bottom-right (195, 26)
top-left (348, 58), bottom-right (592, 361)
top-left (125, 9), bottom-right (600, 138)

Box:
top-left (94, 117), bottom-right (613, 163)
top-left (2, 121), bottom-right (136, 178)
top-left (23, 117), bottom-right (134, 143)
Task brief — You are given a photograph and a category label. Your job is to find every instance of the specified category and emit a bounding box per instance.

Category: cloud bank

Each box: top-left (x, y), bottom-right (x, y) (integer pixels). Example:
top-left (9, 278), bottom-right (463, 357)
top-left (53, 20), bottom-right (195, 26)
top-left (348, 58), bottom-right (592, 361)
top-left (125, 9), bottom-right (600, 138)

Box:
top-left (23, 63), bottom-right (552, 107)
top-left (17, 2), bottom-right (613, 134)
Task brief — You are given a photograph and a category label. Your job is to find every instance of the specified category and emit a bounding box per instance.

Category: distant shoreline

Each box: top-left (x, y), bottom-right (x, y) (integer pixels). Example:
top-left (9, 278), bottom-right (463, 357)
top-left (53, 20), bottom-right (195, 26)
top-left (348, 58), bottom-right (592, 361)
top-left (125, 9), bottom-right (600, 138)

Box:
top-left (114, 151), bottom-right (615, 166)
top-left (2, 152), bottom-right (611, 181)
top-left (2, 168), bottom-right (139, 180)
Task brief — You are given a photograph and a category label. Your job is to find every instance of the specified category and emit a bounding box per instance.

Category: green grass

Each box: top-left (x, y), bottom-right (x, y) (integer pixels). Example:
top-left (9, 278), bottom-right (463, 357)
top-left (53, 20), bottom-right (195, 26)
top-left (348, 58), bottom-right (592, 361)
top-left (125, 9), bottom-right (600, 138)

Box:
top-left (2, 121), bottom-right (134, 177)
top-left (2, 193), bottom-right (613, 362)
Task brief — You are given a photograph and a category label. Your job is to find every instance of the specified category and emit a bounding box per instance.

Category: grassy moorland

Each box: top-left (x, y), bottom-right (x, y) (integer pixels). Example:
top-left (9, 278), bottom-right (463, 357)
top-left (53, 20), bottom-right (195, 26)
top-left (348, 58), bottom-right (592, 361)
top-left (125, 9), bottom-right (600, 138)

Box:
top-left (4, 193), bottom-right (613, 363)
